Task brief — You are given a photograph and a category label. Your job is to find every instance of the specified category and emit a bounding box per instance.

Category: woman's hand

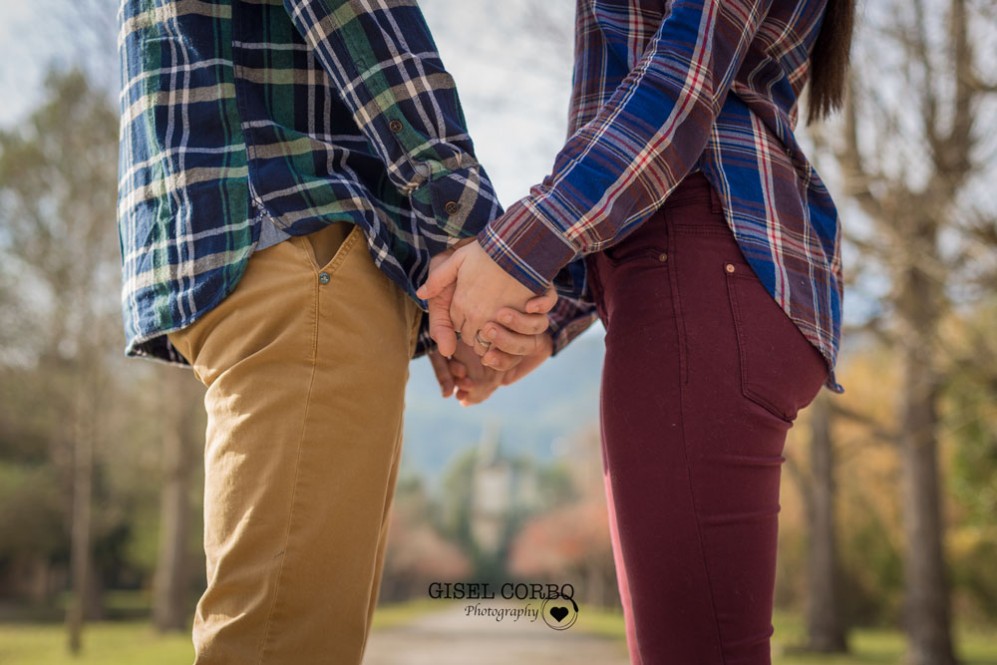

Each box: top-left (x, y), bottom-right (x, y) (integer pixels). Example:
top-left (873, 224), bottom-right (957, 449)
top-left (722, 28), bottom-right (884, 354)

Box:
top-left (418, 241), bottom-right (557, 359)
top-left (428, 306), bottom-right (554, 405)
top-left (450, 332), bottom-right (552, 405)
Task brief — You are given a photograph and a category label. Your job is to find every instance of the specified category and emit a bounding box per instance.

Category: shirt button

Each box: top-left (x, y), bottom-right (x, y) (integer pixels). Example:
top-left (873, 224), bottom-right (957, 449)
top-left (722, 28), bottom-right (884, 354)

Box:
top-left (388, 119), bottom-right (403, 133)
top-left (319, 272), bottom-right (331, 285)
top-left (725, 263), bottom-right (736, 274)
top-left (444, 201), bottom-right (461, 216)
top-left (658, 252), bottom-right (668, 263)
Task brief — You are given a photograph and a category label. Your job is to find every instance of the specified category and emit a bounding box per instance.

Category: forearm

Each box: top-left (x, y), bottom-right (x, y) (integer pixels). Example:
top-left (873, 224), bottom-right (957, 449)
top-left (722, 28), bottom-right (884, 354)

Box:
top-left (283, 0), bottom-right (501, 238)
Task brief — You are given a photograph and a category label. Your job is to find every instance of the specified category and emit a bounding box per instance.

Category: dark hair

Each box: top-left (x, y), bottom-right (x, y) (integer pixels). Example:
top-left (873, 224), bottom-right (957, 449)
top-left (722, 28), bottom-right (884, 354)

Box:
top-left (807, 0), bottom-right (856, 124)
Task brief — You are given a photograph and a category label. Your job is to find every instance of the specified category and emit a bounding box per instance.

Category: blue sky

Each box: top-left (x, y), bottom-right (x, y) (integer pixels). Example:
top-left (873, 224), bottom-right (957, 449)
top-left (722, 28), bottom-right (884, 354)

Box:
top-left (0, 2), bottom-right (41, 126)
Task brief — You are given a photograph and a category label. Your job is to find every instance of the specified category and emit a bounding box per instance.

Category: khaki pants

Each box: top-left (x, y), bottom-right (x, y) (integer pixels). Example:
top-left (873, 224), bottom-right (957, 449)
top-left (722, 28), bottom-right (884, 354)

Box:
top-left (168, 222), bottom-right (421, 664)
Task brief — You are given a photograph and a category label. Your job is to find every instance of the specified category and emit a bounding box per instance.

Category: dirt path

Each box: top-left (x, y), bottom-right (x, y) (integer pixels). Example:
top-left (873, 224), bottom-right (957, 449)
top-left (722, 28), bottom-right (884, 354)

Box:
top-left (364, 602), bottom-right (630, 665)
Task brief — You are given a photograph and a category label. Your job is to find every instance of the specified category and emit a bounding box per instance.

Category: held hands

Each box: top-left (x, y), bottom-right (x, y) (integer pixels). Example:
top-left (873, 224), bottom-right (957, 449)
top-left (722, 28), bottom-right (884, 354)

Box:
top-left (417, 241), bottom-right (556, 358)
top-left (428, 327), bottom-right (553, 406)
top-left (420, 241), bottom-right (557, 404)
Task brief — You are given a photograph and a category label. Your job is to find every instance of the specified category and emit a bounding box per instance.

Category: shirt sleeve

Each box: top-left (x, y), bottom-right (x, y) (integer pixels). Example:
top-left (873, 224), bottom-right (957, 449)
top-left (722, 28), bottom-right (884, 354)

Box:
top-left (545, 259), bottom-right (598, 355)
top-left (283, 0), bottom-right (501, 240)
top-left (477, 0), bottom-right (775, 292)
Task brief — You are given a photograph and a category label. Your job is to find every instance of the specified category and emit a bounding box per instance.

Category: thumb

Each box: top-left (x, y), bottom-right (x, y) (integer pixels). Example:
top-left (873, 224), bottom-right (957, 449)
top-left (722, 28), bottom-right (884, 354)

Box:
top-left (525, 286), bottom-right (558, 314)
top-left (417, 252), bottom-right (463, 300)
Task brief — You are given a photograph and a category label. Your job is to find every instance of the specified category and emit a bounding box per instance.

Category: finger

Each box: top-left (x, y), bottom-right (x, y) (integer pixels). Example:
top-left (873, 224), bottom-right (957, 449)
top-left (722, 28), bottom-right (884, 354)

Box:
top-left (448, 358), bottom-right (468, 379)
top-left (457, 385), bottom-right (497, 407)
top-left (449, 298), bottom-right (475, 350)
top-left (501, 363), bottom-right (530, 386)
top-left (427, 282), bottom-right (458, 357)
top-left (525, 286), bottom-right (558, 314)
top-left (417, 252), bottom-right (462, 300)
top-left (482, 348), bottom-right (525, 372)
top-left (492, 308), bottom-right (549, 336)
top-left (455, 376), bottom-right (477, 391)
top-left (455, 313), bottom-right (481, 350)
top-left (471, 330), bottom-right (494, 358)
top-left (500, 334), bottom-right (552, 386)
top-left (481, 324), bottom-right (539, 357)
top-left (427, 351), bottom-right (455, 397)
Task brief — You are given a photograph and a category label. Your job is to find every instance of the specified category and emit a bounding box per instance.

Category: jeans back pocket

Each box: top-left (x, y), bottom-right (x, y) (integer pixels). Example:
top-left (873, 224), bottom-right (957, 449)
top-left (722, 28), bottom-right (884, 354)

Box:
top-left (724, 263), bottom-right (827, 422)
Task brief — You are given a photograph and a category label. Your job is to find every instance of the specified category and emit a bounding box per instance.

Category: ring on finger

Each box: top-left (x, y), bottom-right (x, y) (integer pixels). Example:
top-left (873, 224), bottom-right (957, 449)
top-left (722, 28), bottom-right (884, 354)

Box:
top-left (474, 330), bottom-right (492, 349)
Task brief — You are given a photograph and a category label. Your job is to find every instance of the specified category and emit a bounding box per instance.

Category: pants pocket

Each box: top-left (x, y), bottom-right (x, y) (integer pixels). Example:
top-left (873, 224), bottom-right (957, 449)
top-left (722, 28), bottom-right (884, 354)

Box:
top-left (303, 222), bottom-right (354, 271)
top-left (724, 262), bottom-right (827, 422)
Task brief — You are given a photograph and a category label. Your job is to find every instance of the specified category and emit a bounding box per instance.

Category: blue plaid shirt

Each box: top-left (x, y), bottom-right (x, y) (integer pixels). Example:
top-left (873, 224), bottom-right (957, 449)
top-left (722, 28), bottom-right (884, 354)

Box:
top-left (481, 0), bottom-right (844, 390)
top-left (118, 0), bottom-right (516, 362)
top-left (119, 0), bottom-right (843, 389)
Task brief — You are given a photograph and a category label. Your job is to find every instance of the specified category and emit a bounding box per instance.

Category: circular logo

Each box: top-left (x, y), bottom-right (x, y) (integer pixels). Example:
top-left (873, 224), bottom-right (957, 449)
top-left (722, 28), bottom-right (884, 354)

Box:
top-left (541, 596), bottom-right (579, 630)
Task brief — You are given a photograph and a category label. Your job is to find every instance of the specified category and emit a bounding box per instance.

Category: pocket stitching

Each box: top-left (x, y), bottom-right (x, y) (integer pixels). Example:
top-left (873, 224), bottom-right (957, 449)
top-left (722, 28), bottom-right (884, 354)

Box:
top-left (602, 246), bottom-right (667, 267)
top-left (724, 267), bottom-right (795, 423)
top-left (296, 224), bottom-right (362, 276)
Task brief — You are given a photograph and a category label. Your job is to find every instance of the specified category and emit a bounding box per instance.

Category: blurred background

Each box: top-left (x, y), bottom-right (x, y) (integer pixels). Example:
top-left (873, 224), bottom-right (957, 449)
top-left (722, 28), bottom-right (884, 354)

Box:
top-left (0, 1), bottom-right (994, 664)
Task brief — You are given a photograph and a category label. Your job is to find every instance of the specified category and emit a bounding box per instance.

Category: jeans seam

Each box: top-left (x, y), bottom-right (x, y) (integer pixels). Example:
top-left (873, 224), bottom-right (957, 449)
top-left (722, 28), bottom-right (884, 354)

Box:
top-left (673, 264), bottom-right (729, 665)
top-left (676, 365), bottom-right (730, 665)
top-left (255, 269), bottom-right (321, 665)
top-left (664, 212), bottom-right (689, 385)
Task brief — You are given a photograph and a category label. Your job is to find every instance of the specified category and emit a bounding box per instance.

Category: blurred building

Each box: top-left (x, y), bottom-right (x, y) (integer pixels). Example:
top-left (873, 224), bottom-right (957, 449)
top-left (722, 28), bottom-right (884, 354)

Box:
top-left (469, 422), bottom-right (542, 559)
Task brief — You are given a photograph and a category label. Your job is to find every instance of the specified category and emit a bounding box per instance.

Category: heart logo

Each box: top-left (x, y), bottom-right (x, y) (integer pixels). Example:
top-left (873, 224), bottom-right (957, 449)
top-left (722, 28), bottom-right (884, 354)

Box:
top-left (549, 606), bottom-right (569, 623)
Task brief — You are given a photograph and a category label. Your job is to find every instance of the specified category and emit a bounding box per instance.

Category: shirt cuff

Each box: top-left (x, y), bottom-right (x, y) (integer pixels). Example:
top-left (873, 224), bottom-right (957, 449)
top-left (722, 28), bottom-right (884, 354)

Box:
top-left (547, 309), bottom-right (598, 356)
top-left (408, 158), bottom-right (503, 240)
top-left (545, 266), bottom-right (598, 355)
top-left (476, 197), bottom-right (580, 295)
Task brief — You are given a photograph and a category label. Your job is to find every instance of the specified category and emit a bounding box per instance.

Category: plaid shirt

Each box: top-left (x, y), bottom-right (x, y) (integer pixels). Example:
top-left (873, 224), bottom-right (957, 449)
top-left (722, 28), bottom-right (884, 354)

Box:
top-left (480, 0), bottom-right (844, 390)
top-left (118, 0), bottom-right (515, 362)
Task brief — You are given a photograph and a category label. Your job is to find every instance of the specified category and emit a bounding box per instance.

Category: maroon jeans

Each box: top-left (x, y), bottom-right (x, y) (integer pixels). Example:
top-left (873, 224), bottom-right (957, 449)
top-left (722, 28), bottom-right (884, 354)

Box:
top-left (586, 173), bottom-right (828, 665)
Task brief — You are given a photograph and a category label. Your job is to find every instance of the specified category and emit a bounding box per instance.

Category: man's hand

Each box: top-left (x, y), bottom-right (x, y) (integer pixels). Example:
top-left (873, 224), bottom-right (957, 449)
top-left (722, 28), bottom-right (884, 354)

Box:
top-left (427, 306), bottom-right (555, 406)
top-left (427, 348), bottom-right (458, 398)
top-left (417, 241), bottom-right (557, 359)
top-left (450, 322), bottom-right (553, 405)
top-left (448, 342), bottom-right (503, 406)
top-left (430, 343), bottom-right (506, 406)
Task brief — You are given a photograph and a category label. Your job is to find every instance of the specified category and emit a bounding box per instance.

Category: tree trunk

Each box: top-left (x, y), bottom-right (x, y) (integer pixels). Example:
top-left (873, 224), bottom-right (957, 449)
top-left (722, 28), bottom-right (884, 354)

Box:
top-left (152, 370), bottom-right (195, 632)
top-left (84, 558), bottom-right (105, 621)
top-left (897, 223), bottom-right (958, 665)
top-left (805, 393), bottom-right (848, 653)
top-left (66, 381), bottom-right (94, 655)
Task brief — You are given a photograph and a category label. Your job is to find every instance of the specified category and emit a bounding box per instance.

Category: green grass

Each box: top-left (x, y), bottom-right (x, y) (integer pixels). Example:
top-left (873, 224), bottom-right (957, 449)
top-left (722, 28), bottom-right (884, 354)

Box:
top-left (372, 598), bottom-right (454, 630)
top-left (2, 605), bottom-right (995, 664)
top-left (574, 607), bottom-right (997, 665)
top-left (769, 611), bottom-right (997, 665)
top-left (0, 622), bottom-right (194, 665)
top-left (0, 600), bottom-right (446, 664)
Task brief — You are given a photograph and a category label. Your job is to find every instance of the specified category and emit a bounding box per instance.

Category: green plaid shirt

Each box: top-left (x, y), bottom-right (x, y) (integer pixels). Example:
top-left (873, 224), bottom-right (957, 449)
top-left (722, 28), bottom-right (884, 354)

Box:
top-left (118, 0), bottom-right (536, 362)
